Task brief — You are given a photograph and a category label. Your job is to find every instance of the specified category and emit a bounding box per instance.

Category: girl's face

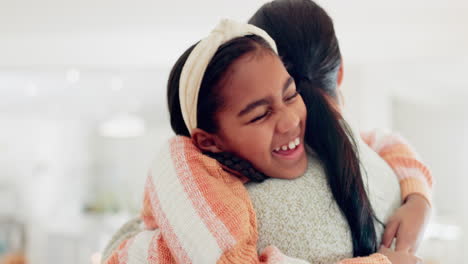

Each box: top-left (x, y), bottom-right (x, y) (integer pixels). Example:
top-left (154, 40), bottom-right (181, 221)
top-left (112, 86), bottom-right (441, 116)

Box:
top-left (213, 52), bottom-right (308, 179)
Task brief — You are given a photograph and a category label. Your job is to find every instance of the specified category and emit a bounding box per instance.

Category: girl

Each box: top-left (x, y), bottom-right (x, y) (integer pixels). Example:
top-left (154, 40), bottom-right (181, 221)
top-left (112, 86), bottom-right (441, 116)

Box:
top-left (103, 19), bottom-right (430, 264)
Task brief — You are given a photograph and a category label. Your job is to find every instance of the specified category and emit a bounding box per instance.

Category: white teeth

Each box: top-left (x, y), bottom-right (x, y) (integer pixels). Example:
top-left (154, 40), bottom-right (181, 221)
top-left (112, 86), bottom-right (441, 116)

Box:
top-left (274, 137), bottom-right (301, 152)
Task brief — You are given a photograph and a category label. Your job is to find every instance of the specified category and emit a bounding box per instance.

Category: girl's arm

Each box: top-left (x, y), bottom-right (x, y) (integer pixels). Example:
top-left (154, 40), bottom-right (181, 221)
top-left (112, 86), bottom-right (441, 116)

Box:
top-left (104, 136), bottom-right (395, 264)
top-left (360, 129), bottom-right (433, 206)
top-left (361, 129), bottom-right (433, 253)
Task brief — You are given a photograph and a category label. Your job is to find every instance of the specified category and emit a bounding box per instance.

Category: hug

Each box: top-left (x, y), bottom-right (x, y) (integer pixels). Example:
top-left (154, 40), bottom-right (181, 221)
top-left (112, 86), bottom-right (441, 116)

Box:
top-left (103, 0), bottom-right (432, 263)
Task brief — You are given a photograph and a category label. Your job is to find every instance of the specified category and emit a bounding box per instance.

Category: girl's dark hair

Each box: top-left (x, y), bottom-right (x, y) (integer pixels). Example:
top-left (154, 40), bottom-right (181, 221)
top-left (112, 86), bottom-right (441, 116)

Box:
top-left (167, 35), bottom-right (274, 136)
top-left (249, 0), bottom-right (379, 257)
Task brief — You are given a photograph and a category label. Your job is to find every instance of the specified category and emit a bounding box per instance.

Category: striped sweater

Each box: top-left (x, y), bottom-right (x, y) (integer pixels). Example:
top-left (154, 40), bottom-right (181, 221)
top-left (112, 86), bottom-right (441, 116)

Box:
top-left (103, 129), bottom-right (433, 264)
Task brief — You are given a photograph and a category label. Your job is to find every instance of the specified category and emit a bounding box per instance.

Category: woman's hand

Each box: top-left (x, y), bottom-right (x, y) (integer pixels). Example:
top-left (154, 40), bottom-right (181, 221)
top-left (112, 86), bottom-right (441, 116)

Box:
top-left (381, 194), bottom-right (432, 253)
top-left (378, 246), bottom-right (423, 264)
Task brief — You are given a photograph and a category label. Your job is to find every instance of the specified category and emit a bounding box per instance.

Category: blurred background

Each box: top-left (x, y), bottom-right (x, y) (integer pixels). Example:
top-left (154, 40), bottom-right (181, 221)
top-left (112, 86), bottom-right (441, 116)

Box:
top-left (0, 0), bottom-right (466, 263)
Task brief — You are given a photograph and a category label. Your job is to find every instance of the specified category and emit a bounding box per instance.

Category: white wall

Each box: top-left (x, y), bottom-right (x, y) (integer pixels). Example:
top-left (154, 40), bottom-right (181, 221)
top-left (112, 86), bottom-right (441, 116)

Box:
top-left (0, 0), bottom-right (467, 68)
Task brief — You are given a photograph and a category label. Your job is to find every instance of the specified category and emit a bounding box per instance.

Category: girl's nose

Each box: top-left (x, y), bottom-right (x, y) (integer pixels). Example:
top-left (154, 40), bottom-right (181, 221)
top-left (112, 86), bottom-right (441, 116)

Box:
top-left (276, 107), bottom-right (300, 134)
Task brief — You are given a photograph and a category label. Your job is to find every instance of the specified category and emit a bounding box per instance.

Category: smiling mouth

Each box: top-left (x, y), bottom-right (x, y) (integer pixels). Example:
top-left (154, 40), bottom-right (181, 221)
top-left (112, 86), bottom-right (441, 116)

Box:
top-left (272, 143), bottom-right (304, 163)
top-left (272, 137), bottom-right (305, 161)
top-left (273, 137), bottom-right (300, 153)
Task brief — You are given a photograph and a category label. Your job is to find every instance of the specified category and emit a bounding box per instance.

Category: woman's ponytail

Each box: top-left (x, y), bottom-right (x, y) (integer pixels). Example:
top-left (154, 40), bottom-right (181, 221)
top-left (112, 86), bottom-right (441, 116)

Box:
top-left (299, 79), bottom-right (378, 256)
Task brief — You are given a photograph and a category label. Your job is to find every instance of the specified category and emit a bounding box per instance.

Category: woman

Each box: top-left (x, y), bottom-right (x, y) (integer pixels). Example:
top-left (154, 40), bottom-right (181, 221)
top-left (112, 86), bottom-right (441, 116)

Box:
top-left (247, 0), bottom-right (432, 261)
top-left (103, 18), bottom-right (430, 264)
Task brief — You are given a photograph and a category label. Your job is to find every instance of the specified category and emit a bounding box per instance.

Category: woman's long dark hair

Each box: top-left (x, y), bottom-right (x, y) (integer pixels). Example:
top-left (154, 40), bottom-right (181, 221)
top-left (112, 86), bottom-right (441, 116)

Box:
top-left (249, 0), bottom-right (379, 257)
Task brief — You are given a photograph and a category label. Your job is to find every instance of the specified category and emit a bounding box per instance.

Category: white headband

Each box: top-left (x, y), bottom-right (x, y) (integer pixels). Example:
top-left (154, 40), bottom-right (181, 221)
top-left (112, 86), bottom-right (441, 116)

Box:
top-left (179, 18), bottom-right (278, 135)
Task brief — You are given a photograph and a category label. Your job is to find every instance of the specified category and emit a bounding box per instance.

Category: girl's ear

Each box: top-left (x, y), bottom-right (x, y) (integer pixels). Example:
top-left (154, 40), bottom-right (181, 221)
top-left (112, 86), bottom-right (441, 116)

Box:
top-left (191, 128), bottom-right (224, 153)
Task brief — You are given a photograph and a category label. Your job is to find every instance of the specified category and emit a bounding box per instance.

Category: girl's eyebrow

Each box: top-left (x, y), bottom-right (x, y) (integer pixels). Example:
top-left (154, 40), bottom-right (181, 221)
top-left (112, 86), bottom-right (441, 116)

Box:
top-left (238, 98), bottom-right (270, 117)
top-left (282, 76), bottom-right (294, 93)
top-left (237, 76), bottom-right (293, 117)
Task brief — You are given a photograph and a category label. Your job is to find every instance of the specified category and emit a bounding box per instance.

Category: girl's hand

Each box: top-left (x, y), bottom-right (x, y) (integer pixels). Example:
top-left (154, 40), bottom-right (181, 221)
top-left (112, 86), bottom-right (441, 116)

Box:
top-left (381, 194), bottom-right (432, 253)
top-left (378, 246), bottom-right (423, 264)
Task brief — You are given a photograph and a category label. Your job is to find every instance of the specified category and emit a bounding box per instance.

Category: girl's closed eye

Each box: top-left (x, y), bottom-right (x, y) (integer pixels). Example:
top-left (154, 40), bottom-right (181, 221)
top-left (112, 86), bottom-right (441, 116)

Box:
top-left (285, 91), bottom-right (299, 102)
top-left (249, 91), bottom-right (298, 124)
top-left (250, 109), bottom-right (272, 123)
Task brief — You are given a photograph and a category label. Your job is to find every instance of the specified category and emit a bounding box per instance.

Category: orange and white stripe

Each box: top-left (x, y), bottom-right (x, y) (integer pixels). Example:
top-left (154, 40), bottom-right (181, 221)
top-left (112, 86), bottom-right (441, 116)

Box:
top-left (145, 138), bottom-right (236, 263)
top-left (361, 129), bottom-right (433, 205)
top-left (126, 230), bottom-right (158, 264)
top-left (361, 129), bottom-right (418, 157)
top-left (171, 137), bottom-right (237, 250)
